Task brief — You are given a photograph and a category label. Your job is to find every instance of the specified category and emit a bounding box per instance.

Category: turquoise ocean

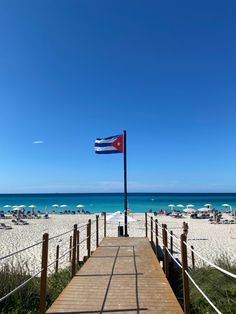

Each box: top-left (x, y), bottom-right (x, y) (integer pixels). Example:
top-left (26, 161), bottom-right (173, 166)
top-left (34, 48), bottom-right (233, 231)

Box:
top-left (0, 193), bottom-right (236, 213)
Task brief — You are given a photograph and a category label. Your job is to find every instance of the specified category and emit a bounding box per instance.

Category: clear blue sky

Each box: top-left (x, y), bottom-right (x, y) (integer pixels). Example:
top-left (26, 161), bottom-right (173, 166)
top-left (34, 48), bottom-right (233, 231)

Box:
top-left (0, 0), bottom-right (236, 193)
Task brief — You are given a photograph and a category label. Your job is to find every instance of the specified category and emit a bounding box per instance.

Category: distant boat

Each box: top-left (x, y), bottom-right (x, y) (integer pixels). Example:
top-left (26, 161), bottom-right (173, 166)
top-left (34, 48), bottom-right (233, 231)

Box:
top-left (151, 198), bottom-right (155, 201)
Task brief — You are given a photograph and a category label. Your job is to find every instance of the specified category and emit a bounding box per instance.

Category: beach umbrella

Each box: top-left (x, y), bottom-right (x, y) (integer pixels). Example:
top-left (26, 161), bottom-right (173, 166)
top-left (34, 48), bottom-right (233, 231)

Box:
top-left (3, 205), bottom-right (11, 208)
top-left (222, 204), bottom-right (230, 207)
top-left (19, 205), bottom-right (26, 208)
top-left (12, 205), bottom-right (18, 208)
top-left (183, 208), bottom-right (197, 213)
top-left (60, 204), bottom-right (68, 208)
top-left (168, 204), bottom-right (175, 208)
top-left (187, 204), bottom-right (194, 208)
top-left (52, 204), bottom-right (59, 208)
top-left (76, 204), bottom-right (84, 208)
top-left (12, 206), bottom-right (22, 211)
top-left (177, 204), bottom-right (184, 208)
top-left (107, 211), bottom-right (136, 223)
top-left (197, 207), bottom-right (209, 212)
top-left (28, 205), bottom-right (36, 214)
top-left (12, 207), bottom-right (23, 217)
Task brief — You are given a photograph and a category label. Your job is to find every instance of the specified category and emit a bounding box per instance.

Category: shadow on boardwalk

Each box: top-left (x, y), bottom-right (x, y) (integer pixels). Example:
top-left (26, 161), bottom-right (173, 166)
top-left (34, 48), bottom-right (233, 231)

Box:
top-left (47, 238), bottom-right (183, 314)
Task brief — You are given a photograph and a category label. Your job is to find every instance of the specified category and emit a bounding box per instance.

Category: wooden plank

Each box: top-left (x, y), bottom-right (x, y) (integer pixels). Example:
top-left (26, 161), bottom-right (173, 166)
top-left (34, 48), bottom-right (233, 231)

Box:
top-left (47, 237), bottom-right (183, 314)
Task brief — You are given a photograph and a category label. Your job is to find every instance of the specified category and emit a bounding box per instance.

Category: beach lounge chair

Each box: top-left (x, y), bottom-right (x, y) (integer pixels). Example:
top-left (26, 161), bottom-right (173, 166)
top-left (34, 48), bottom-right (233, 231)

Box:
top-left (12, 219), bottom-right (19, 225)
top-left (0, 223), bottom-right (12, 229)
top-left (19, 219), bottom-right (29, 225)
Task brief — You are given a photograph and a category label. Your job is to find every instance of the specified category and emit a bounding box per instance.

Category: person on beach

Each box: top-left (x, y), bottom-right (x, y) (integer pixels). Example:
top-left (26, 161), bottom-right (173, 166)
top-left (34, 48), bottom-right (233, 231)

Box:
top-left (182, 221), bottom-right (189, 237)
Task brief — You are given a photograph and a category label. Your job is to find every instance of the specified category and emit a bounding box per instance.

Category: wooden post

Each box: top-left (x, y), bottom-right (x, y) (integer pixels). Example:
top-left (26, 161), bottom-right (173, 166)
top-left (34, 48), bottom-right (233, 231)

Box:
top-left (170, 231), bottom-right (173, 255)
top-left (40, 233), bottom-right (49, 314)
top-left (181, 233), bottom-right (190, 314)
top-left (87, 219), bottom-right (91, 257)
top-left (104, 212), bottom-right (106, 238)
top-left (69, 236), bottom-right (72, 261)
top-left (55, 245), bottom-right (59, 273)
top-left (163, 224), bottom-right (169, 278)
top-left (169, 230), bottom-right (174, 273)
top-left (76, 230), bottom-right (80, 264)
top-left (71, 224), bottom-right (77, 277)
top-left (145, 212), bottom-right (148, 237)
top-left (155, 219), bottom-right (158, 257)
top-left (162, 223), bottom-right (165, 244)
top-left (96, 215), bottom-right (99, 248)
top-left (150, 216), bottom-right (153, 243)
top-left (191, 245), bottom-right (195, 270)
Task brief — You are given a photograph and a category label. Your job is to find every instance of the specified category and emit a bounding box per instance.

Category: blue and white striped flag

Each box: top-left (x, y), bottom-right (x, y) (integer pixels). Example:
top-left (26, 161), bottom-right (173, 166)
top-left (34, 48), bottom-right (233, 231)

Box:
top-left (95, 134), bottom-right (123, 154)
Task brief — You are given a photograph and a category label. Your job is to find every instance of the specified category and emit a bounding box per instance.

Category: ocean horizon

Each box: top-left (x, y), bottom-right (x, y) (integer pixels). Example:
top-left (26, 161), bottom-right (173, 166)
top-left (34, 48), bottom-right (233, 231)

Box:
top-left (1, 193), bottom-right (236, 213)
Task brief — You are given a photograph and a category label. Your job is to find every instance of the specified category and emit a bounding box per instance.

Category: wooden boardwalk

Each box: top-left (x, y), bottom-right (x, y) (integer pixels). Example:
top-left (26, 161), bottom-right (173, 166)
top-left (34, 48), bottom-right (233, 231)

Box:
top-left (47, 237), bottom-right (183, 314)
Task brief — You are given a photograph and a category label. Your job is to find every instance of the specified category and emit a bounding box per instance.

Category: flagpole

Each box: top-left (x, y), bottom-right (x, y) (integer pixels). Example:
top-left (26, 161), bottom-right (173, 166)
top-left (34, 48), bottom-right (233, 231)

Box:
top-left (123, 130), bottom-right (128, 237)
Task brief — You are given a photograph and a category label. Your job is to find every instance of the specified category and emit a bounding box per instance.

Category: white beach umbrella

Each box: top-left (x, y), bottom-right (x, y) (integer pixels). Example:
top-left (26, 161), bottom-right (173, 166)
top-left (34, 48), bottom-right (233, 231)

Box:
top-left (3, 205), bottom-right (11, 208)
top-left (52, 204), bottom-right (59, 208)
top-left (176, 204), bottom-right (184, 208)
top-left (187, 204), bottom-right (195, 208)
top-left (183, 208), bottom-right (197, 213)
top-left (222, 204), bottom-right (230, 207)
top-left (76, 204), bottom-right (84, 208)
top-left (29, 205), bottom-right (36, 208)
top-left (12, 205), bottom-right (18, 208)
top-left (60, 204), bottom-right (68, 208)
top-left (12, 206), bottom-right (23, 212)
top-left (19, 205), bottom-right (26, 208)
top-left (197, 207), bottom-right (209, 212)
top-left (168, 204), bottom-right (175, 208)
top-left (204, 204), bottom-right (212, 207)
top-left (107, 211), bottom-right (136, 223)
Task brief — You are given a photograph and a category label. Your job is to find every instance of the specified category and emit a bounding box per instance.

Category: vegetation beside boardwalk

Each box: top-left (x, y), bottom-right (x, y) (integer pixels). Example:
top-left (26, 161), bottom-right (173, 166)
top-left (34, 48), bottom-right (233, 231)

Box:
top-left (170, 257), bottom-right (236, 314)
top-left (189, 258), bottom-right (236, 314)
top-left (0, 258), bottom-right (235, 313)
top-left (0, 262), bottom-right (72, 314)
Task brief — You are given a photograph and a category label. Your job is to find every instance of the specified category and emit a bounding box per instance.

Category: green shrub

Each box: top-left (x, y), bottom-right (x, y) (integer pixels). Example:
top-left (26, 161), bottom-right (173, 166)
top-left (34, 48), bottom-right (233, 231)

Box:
top-left (0, 263), bottom-right (74, 314)
top-left (189, 258), bottom-right (236, 314)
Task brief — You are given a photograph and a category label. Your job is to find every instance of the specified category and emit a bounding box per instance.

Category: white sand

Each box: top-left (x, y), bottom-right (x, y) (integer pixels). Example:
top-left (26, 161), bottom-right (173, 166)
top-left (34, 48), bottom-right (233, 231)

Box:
top-left (0, 213), bottom-right (235, 274)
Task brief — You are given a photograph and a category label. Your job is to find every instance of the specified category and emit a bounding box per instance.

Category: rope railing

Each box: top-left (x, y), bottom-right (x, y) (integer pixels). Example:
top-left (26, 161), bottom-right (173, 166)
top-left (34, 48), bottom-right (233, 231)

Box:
top-left (48, 228), bottom-right (74, 241)
top-left (48, 222), bottom-right (90, 242)
top-left (0, 213), bottom-right (107, 313)
top-left (184, 270), bottom-right (222, 314)
top-left (183, 241), bottom-right (236, 279)
top-left (47, 245), bottom-right (76, 269)
top-left (78, 236), bottom-right (90, 245)
top-left (0, 268), bottom-right (43, 303)
top-left (0, 240), bottom-right (44, 261)
top-left (164, 241), bottom-right (223, 314)
top-left (144, 211), bottom-right (230, 314)
top-left (165, 228), bottom-right (180, 241)
top-left (165, 247), bottom-right (182, 269)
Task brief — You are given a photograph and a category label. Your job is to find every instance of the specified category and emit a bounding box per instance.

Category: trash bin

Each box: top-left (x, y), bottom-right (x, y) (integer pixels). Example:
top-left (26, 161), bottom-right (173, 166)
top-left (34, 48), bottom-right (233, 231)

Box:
top-left (118, 225), bottom-right (124, 237)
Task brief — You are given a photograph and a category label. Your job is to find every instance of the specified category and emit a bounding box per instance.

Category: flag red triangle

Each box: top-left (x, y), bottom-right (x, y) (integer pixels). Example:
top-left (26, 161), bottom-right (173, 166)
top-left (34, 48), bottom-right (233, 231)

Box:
top-left (112, 135), bottom-right (123, 152)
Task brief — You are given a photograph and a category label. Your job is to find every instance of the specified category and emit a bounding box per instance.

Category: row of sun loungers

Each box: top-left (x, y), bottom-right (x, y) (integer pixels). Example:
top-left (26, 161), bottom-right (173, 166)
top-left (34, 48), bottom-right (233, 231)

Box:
top-left (0, 223), bottom-right (12, 229)
top-left (12, 219), bottom-right (29, 225)
top-left (0, 219), bottom-right (30, 230)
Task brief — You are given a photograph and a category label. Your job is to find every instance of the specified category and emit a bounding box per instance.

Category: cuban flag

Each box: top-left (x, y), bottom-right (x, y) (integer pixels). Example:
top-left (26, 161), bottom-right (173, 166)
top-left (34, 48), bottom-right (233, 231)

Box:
top-left (95, 134), bottom-right (123, 154)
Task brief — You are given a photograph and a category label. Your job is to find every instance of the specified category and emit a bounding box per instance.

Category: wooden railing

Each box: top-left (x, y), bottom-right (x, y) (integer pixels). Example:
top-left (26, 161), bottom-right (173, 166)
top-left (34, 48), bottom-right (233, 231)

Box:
top-left (0, 213), bottom-right (107, 314)
top-left (145, 212), bottom-right (236, 314)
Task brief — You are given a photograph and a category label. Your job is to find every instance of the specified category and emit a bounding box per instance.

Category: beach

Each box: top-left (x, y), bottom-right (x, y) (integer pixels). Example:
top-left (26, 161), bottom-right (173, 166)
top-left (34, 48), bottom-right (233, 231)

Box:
top-left (0, 213), bottom-right (235, 274)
